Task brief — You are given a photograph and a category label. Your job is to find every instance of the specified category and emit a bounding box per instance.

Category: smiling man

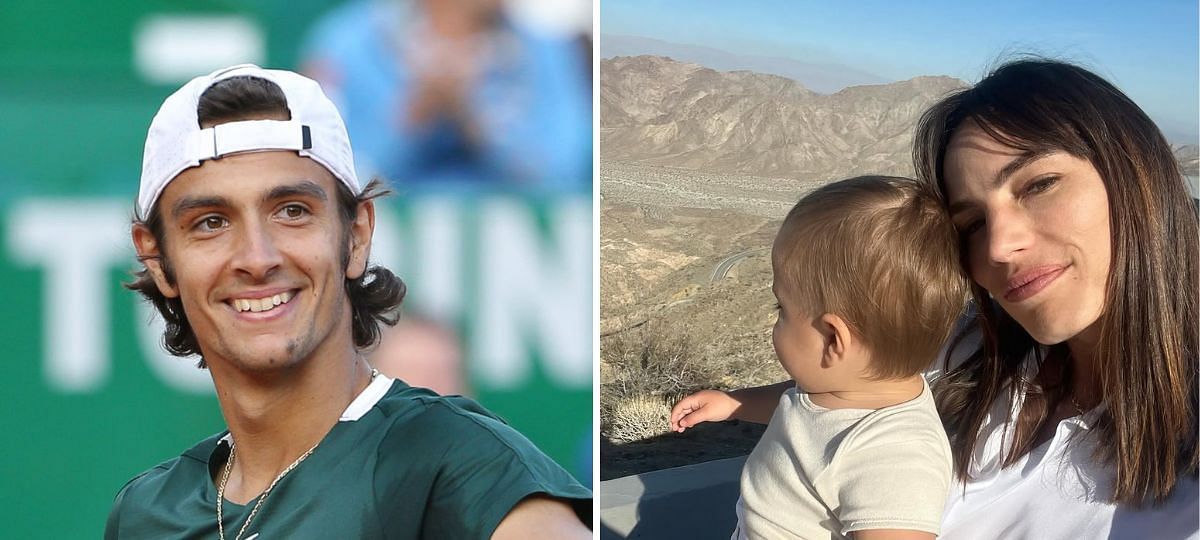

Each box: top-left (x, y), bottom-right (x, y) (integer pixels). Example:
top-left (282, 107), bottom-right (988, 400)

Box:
top-left (103, 65), bottom-right (591, 540)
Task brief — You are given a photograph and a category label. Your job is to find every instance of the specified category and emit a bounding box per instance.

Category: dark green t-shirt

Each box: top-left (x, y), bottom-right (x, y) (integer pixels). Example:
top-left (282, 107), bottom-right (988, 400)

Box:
top-left (104, 379), bottom-right (591, 539)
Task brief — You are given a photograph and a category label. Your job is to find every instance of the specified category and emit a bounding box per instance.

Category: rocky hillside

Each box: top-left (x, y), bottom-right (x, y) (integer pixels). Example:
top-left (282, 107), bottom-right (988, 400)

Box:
top-left (600, 55), bottom-right (966, 180)
top-left (1175, 144), bottom-right (1198, 175)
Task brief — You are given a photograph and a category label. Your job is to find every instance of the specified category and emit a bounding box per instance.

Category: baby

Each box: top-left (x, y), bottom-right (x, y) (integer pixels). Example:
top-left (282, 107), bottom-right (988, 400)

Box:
top-left (671, 176), bottom-right (967, 540)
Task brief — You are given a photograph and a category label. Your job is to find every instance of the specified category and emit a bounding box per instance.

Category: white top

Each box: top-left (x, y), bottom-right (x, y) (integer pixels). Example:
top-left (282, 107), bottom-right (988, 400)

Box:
top-left (734, 379), bottom-right (952, 539)
top-left (938, 371), bottom-right (1199, 539)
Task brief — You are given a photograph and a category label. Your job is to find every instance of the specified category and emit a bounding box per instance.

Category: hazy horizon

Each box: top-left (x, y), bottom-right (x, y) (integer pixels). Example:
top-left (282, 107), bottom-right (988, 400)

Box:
top-left (602, 0), bottom-right (1199, 144)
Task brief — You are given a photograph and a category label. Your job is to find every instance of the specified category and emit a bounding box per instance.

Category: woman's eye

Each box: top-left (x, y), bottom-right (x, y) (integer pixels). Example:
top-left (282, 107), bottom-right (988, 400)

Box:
top-left (1025, 175), bottom-right (1059, 195)
top-left (957, 218), bottom-right (984, 237)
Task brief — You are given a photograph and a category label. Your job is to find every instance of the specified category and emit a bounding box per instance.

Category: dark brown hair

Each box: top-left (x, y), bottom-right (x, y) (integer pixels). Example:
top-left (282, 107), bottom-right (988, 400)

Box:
top-left (914, 58), bottom-right (1198, 505)
top-left (126, 76), bottom-right (407, 368)
top-left (773, 175), bottom-right (969, 379)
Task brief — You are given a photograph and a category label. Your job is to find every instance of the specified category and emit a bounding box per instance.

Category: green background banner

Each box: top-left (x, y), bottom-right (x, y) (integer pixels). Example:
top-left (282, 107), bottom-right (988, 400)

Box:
top-left (0, 1), bottom-right (592, 537)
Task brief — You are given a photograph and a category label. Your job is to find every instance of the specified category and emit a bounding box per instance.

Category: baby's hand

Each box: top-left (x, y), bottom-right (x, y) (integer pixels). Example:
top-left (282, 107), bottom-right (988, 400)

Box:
top-left (669, 390), bottom-right (739, 432)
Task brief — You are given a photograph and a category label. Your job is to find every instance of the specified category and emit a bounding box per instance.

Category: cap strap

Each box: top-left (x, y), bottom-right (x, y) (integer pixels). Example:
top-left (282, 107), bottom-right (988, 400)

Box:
top-left (188, 119), bottom-right (311, 162)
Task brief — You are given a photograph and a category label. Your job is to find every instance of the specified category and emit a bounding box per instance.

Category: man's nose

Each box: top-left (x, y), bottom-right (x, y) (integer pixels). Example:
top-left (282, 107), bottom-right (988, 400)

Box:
top-left (231, 221), bottom-right (283, 280)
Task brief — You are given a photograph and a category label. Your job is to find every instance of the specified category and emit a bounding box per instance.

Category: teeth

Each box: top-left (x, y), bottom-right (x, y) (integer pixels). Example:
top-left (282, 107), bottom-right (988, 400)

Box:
top-left (233, 291), bottom-right (294, 313)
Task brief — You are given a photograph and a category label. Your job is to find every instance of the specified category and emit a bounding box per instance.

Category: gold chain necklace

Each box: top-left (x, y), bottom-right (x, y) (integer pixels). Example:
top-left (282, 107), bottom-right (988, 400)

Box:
top-left (215, 368), bottom-right (380, 540)
top-left (216, 440), bottom-right (319, 540)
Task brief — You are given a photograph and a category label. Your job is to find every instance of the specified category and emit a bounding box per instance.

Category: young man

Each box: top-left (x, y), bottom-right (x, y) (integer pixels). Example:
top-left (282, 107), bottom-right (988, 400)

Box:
top-left (104, 64), bottom-right (591, 539)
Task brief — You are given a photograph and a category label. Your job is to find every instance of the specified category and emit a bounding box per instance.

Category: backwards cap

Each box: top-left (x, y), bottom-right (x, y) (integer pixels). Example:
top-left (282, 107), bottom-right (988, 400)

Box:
top-left (137, 64), bottom-right (359, 219)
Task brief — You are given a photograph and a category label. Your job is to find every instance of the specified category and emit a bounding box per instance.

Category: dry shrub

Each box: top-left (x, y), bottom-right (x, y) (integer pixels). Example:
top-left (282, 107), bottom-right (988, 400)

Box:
top-left (607, 395), bottom-right (672, 443)
top-left (600, 323), bottom-right (722, 442)
top-left (602, 325), bottom-right (715, 398)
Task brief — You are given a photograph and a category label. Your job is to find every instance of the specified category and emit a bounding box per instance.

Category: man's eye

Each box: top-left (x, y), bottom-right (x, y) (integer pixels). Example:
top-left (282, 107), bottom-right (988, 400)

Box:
top-left (197, 216), bottom-right (227, 232)
top-left (279, 204), bottom-right (309, 219)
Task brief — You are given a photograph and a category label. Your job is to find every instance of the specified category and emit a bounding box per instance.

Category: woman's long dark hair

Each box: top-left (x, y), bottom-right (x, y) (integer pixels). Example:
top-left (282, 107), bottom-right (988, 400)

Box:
top-left (914, 58), bottom-right (1198, 506)
top-left (126, 76), bottom-right (406, 367)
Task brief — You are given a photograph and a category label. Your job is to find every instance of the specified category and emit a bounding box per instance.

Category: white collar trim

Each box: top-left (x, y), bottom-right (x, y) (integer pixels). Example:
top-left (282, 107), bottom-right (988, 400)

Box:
top-left (340, 372), bottom-right (394, 421)
top-left (216, 373), bottom-right (394, 447)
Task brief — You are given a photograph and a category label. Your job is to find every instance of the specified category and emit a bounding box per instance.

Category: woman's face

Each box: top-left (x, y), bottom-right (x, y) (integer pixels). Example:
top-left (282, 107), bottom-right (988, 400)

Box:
top-left (942, 121), bottom-right (1111, 347)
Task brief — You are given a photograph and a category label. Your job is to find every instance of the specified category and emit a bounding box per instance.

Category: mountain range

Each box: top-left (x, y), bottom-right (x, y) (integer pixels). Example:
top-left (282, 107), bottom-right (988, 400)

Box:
top-left (601, 55), bottom-right (965, 181)
top-left (601, 55), bottom-right (1200, 182)
top-left (599, 34), bottom-right (888, 95)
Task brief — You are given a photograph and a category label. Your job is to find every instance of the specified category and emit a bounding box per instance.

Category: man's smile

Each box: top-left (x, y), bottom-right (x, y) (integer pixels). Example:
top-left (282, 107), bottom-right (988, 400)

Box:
top-left (226, 288), bottom-right (299, 318)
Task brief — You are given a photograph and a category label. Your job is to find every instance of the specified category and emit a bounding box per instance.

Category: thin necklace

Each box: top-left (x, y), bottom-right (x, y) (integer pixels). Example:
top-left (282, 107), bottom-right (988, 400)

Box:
top-left (215, 368), bottom-right (380, 540)
top-left (1060, 351), bottom-right (1091, 418)
top-left (217, 440), bottom-right (319, 540)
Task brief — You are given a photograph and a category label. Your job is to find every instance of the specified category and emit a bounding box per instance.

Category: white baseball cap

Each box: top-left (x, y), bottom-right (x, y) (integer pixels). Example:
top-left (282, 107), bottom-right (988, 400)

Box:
top-left (137, 64), bottom-right (360, 220)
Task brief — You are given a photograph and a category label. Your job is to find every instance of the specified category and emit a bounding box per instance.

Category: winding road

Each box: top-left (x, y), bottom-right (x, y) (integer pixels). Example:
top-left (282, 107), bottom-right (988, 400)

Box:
top-left (709, 247), bottom-right (770, 282)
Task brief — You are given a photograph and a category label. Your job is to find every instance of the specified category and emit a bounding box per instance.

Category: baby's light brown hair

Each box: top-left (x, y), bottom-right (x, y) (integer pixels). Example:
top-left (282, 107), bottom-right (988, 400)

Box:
top-left (773, 175), bottom-right (968, 379)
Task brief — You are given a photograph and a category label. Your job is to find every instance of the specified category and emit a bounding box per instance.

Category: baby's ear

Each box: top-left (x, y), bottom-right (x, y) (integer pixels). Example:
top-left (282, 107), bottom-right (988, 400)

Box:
top-left (819, 313), bottom-right (854, 364)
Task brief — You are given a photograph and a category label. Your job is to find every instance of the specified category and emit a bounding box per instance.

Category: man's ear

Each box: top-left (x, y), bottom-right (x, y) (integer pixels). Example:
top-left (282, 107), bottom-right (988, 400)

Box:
top-left (132, 223), bottom-right (179, 298)
top-left (819, 313), bottom-right (854, 366)
top-left (345, 199), bottom-right (376, 280)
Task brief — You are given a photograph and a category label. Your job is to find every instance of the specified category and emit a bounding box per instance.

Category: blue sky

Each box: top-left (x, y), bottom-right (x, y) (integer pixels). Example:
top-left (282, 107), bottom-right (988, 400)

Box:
top-left (602, 0), bottom-right (1199, 141)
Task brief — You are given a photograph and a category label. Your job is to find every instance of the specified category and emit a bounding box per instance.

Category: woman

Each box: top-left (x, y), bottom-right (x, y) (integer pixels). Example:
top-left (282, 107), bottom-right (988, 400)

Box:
top-left (671, 58), bottom-right (1198, 538)
top-left (913, 58), bottom-right (1197, 538)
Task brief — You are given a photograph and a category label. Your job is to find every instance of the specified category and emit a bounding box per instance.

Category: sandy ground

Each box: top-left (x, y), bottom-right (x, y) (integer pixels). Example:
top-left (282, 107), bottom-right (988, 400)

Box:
top-left (600, 161), bottom-right (803, 479)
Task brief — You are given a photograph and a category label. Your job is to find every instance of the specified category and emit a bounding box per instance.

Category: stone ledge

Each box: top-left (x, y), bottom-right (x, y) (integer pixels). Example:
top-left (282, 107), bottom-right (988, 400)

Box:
top-left (599, 455), bottom-right (747, 539)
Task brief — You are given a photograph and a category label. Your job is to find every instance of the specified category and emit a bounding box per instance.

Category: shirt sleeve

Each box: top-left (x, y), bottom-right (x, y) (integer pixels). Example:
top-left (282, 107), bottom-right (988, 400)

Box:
top-left (104, 488), bottom-right (124, 540)
top-left (104, 470), bottom-right (149, 540)
top-left (380, 398), bottom-right (592, 539)
top-left (833, 429), bottom-right (953, 535)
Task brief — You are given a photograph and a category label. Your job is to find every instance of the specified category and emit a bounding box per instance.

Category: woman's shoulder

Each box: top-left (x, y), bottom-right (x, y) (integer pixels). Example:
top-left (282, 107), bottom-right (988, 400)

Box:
top-left (925, 307), bottom-right (984, 380)
top-left (925, 305), bottom-right (1047, 381)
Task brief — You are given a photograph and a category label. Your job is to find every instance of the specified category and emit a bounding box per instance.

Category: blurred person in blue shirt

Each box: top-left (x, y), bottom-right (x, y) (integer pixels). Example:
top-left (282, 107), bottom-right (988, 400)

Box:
top-left (302, 0), bottom-right (591, 195)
